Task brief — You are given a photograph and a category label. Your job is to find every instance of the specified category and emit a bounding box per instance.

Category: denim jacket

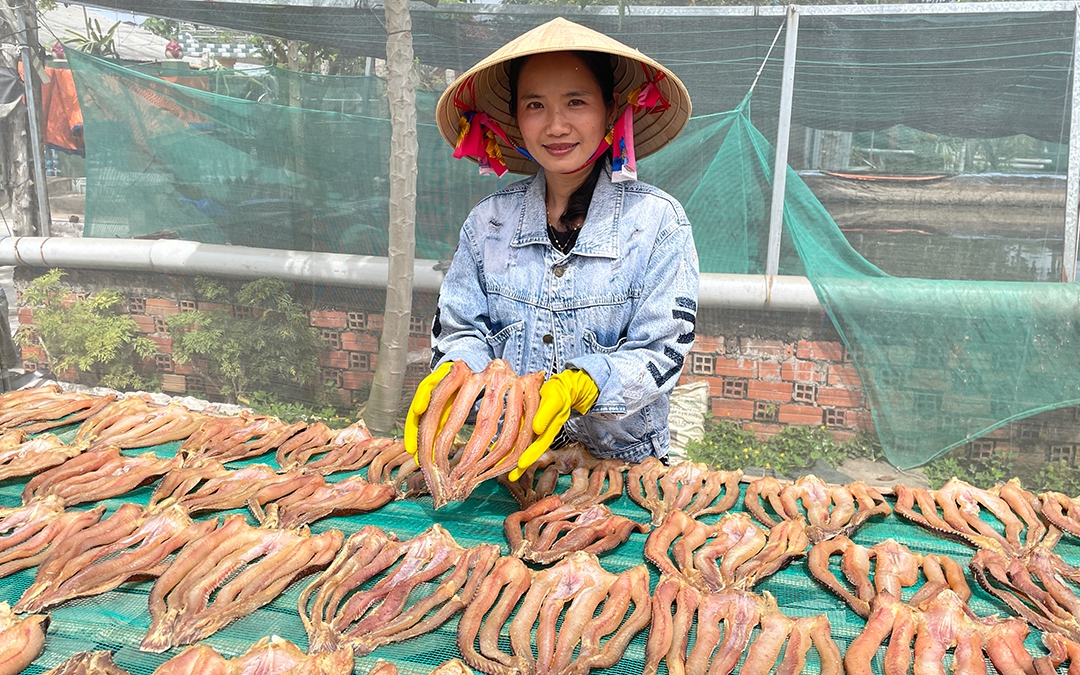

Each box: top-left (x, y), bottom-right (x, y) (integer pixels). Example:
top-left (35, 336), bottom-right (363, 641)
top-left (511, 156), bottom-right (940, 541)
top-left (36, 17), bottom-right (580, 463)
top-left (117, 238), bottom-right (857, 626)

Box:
top-left (431, 166), bottom-right (699, 462)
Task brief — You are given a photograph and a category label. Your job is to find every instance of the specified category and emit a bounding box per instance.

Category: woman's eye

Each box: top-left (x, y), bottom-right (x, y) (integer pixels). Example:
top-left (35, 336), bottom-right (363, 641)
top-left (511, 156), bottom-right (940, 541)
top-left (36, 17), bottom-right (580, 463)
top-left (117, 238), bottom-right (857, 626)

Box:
top-left (525, 101), bottom-right (543, 110)
top-left (568, 99), bottom-right (586, 106)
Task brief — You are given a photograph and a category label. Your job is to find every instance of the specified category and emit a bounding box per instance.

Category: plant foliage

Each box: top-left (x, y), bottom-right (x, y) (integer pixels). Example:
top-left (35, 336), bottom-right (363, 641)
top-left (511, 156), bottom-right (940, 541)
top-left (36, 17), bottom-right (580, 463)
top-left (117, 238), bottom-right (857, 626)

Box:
top-left (925, 448), bottom-right (1080, 494)
top-left (15, 269), bottom-right (156, 389)
top-left (65, 12), bottom-right (120, 59)
top-left (167, 277), bottom-right (324, 404)
top-left (687, 416), bottom-right (882, 474)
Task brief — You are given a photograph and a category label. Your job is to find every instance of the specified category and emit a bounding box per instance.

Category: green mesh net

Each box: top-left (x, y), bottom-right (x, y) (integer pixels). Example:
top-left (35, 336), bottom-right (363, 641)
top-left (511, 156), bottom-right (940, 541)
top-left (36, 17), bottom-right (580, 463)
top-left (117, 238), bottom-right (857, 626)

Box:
top-left (60, 7), bottom-right (1080, 469)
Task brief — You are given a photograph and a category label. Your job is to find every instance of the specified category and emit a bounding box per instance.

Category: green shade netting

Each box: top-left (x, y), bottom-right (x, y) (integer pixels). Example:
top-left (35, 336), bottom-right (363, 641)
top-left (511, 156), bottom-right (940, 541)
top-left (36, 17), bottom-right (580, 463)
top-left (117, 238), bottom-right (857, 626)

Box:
top-left (65, 48), bottom-right (1080, 467)
top-left (700, 103), bottom-right (1080, 469)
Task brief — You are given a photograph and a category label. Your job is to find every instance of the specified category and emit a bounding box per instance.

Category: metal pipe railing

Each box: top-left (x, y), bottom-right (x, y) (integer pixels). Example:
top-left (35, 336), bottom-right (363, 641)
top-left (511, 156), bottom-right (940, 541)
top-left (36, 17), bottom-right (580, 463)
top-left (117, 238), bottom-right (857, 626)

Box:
top-left (0, 237), bottom-right (823, 311)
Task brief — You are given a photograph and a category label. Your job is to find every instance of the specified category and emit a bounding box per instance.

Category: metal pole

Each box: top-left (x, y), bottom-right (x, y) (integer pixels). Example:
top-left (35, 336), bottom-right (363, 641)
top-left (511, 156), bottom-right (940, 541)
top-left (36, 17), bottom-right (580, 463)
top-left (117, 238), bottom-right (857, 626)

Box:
top-left (17, 3), bottom-right (49, 237)
top-left (765, 5), bottom-right (799, 276)
top-left (1063, 3), bottom-right (1080, 282)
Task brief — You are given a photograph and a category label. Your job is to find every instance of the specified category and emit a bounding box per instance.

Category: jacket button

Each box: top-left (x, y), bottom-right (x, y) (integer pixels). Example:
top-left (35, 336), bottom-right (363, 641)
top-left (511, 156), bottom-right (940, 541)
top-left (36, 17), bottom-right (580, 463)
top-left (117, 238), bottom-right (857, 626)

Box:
top-left (542, 334), bottom-right (554, 344)
top-left (553, 266), bottom-right (566, 277)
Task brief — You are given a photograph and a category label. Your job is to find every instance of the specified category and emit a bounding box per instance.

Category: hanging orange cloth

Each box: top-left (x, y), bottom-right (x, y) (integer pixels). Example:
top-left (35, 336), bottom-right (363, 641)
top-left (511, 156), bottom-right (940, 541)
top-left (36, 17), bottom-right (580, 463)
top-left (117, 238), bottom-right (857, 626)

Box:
top-left (17, 63), bottom-right (85, 155)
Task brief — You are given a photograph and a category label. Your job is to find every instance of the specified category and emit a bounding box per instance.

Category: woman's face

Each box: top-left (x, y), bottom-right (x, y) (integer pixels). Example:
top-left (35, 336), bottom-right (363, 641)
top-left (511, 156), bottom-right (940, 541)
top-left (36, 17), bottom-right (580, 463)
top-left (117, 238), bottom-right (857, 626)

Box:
top-left (515, 52), bottom-right (613, 176)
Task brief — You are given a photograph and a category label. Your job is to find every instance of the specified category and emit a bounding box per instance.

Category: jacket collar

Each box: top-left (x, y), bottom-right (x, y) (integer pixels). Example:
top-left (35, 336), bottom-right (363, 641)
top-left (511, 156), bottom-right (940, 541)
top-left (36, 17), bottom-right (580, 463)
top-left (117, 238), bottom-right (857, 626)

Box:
top-left (511, 165), bottom-right (623, 259)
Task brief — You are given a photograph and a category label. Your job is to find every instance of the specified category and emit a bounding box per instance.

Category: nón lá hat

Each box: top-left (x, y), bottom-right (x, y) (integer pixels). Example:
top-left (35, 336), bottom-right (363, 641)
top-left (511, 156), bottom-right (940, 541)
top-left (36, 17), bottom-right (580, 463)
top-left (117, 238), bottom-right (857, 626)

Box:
top-left (435, 17), bottom-right (692, 177)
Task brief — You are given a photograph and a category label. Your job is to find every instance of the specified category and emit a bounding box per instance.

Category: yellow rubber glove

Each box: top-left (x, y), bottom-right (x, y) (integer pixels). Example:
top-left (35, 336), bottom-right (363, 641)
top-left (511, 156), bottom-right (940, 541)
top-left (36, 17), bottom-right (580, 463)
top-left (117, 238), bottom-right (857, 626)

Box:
top-left (508, 369), bottom-right (598, 481)
top-left (404, 360), bottom-right (454, 456)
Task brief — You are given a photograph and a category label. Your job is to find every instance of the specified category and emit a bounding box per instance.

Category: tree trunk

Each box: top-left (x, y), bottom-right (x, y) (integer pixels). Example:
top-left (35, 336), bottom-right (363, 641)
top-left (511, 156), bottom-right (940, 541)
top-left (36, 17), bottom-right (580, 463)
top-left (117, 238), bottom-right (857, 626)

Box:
top-left (0, 1), bottom-right (35, 236)
top-left (365, 0), bottom-right (417, 434)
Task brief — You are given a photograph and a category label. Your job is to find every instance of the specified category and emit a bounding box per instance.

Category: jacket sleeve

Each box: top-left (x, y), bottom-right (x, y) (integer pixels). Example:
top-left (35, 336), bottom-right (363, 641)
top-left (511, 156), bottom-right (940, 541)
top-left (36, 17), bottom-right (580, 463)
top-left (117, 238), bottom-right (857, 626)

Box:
top-left (565, 212), bottom-right (699, 417)
top-left (429, 215), bottom-right (496, 374)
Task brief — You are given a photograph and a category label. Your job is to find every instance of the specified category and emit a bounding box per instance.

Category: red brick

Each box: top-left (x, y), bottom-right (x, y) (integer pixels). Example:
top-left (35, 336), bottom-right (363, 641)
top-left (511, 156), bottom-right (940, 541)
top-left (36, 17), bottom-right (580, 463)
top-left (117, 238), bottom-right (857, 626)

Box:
top-left (310, 310), bottom-right (347, 329)
top-left (757, 362), bottom-right (781, 381)
top-left (778, 404), bottom-right (823, 425)
top-left (145, 298), bottom-right (179, 315)
top-left (132, 315), bottom-right (155, 334)
top-left (745, 422), bottom-right (783, 439)
top-left (693, 336), bottom-right (724, 354)
top-left (366, 314), bottom-right (384, 331)
top-left (197, 301), bottom-right (227, 312)
top-left (739, 338), bottom-right (790, 359)
top-left (677, 374), bottom-right (694, 387)
top-left (828, 364), bottom-right (863, 387)
top-left (850, 410), bottom-right (876, 431)
top-left (829, 429), bottom-right (857, 443)
top-left (20, 345), bottom-right (44, 361)
top-left (796, 339), bottom-right (845, 362)
top-left (347, 334), bottom-right (379, 352)
top-left (714, 357), bottom-right (755, 379)
top-left (817, 387), bottom-right (864, 408)
top-left (711, 398), bottom-right (755, 420)
top-left (17, 307), bottom-right (32, 326)
top-left (161, 374), bottom-right (186, 393)
top-left (342, 371), bottom-right (373, 390)
top-left (319, 351), bottom-right (350, 369)
top-left (747, 380), bottom-right (793, 403)
top-left (408, 336), bottom-right (431, 352)
top-left (150, 336), bottom-right (172, 354)
top-left (782, 361), bottom-right (824, 383)
top-left (173, 361), bottom-right (196, 376)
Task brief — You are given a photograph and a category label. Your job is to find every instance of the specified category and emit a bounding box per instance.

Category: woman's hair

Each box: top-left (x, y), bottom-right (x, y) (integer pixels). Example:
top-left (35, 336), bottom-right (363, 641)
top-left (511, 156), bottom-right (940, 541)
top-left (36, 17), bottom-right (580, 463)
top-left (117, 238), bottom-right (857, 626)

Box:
top-left (508, 51), bottom-right (616, 230)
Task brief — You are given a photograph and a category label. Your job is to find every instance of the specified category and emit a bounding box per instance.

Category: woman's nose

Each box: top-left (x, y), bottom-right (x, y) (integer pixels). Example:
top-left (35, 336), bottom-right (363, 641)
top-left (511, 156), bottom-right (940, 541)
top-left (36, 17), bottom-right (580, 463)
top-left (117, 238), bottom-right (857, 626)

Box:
top-left (545, 109), bottom-right (571, 135)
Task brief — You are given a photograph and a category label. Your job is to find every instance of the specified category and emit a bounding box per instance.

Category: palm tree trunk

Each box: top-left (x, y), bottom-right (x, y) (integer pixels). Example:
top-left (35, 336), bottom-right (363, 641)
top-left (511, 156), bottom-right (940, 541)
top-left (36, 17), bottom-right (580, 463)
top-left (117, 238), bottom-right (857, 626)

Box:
top-left (365, 0), bottom-right (417, 434)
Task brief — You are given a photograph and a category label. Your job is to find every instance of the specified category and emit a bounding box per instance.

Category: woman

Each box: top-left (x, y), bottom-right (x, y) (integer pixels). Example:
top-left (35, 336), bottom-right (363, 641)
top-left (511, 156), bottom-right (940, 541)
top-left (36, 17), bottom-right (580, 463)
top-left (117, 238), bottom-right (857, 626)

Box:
top-left (406, 18), bottom-right (698, 479)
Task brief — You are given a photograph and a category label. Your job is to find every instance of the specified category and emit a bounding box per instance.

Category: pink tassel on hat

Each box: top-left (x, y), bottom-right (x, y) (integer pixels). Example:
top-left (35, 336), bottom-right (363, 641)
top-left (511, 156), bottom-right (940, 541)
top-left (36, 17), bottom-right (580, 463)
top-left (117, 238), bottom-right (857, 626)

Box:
top-left (611, 67), bottom-right (670, 183)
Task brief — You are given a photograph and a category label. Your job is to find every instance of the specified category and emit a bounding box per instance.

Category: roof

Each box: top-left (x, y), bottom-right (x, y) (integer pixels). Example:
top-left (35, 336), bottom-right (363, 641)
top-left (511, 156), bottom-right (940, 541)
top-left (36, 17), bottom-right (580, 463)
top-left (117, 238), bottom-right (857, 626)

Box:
top-left (38, 4), bottom-right (201, 64)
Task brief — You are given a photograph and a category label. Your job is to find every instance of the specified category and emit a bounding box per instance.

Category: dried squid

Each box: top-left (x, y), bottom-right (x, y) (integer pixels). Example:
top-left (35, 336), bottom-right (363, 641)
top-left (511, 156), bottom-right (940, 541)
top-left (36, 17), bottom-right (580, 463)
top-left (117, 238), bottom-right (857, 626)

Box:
top-left (0, 601), bottom-right (49, 675)
top-left (151, 636), bottom-right (354, 675)
top-left (644, 510), bottom-right (808, 592)
top-left (457, 551), bottom-right (651, 675)
top-left (969, 530), bottom-right (1080, 643)
top-left (42, 651), bottom-right (130, 675)
top-left (504, 494), bottom-right (647, 564)
top-left (179, 411), bottom-right (306, 465)
top-left (416, 359), bottom-right (545, 508)
top-left (808, 535), bottom-right (970, 617)
top-left (141, 515), bottom-right (342, 652)
top-left (845, 589), bottom-right (1035, 675)
top-left (894, 477), bottom-right (1045, 556)
top-left (74, 396), bottom-right (206, 450)
top-left (628, 457), bottom-right (742, 526)
top-left (744, 474), bottom-right (891, 542)
top-left (22, 446), bottom-right (180, 506)
top-left (300, 524), bottom-right (498, 657)
top-left (644, 575), bottom-right (841, 675)
top-left (15, 502), bottom-right (216, 613)
top-left (249, 473), bottom-right (395, 529)
top-left (0, 385), bottom-right (116, 434)
top-left (500, 444), bottom-right (628, 509)
top-left (0, 433), bottom-right (87, 483)
top-left (149, 461), bottom-right (305, 515)
top-left (0, 496), bottom-right (103, 580)
top-left (365, 661), bottom-right (477, 675)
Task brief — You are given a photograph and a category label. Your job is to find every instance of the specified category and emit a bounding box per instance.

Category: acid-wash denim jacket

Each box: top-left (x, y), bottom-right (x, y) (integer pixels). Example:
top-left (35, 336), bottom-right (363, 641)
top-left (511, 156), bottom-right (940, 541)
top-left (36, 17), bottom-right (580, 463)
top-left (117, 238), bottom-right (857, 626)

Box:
top-left (430, 166), bottom-right (699, 462)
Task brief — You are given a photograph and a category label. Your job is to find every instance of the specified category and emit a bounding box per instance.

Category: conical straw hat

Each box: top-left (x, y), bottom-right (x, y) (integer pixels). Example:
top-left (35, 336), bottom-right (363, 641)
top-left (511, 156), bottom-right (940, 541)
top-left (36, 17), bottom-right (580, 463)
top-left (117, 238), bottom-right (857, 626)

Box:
top-left (435, 17), bottom-right (692, 175)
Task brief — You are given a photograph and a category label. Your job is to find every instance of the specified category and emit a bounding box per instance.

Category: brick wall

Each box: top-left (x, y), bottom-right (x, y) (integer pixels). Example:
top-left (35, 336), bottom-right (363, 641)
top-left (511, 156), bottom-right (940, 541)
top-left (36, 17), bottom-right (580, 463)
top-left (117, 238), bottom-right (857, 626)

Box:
top-left (14, 267), bottom-right (1080, 467)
